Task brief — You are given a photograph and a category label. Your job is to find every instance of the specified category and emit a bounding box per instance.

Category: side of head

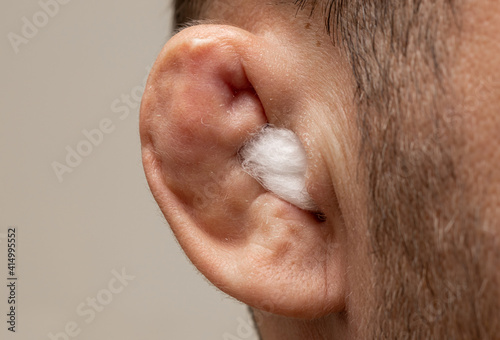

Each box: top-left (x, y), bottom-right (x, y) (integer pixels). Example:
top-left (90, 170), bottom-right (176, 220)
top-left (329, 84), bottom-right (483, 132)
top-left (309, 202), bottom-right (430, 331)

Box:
top-left (140, 0), bottom-right (500, 338)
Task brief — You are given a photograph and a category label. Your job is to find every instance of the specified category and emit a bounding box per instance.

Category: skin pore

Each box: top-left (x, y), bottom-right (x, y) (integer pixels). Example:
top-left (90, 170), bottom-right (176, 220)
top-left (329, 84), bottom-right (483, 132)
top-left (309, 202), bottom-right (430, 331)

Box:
top-left (163, 0), bottom-right (500, 338)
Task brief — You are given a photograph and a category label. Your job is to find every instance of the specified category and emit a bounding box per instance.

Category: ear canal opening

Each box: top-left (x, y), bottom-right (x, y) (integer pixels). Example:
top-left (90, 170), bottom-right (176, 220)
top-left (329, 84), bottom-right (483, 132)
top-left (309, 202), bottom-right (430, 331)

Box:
top-left (313, 211), bottom-right (327, 222)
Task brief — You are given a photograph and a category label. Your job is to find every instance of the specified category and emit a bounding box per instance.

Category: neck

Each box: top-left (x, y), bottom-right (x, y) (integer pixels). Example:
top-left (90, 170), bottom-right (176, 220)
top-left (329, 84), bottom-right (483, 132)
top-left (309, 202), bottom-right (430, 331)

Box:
top-left (251, 308), bottom-right (349, 340)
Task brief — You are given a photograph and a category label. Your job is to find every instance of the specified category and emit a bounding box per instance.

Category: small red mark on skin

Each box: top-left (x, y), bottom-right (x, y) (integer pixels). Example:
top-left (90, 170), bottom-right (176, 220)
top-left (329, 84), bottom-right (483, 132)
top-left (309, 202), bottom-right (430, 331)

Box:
top-left (305, 23), bottom-right (311, 29)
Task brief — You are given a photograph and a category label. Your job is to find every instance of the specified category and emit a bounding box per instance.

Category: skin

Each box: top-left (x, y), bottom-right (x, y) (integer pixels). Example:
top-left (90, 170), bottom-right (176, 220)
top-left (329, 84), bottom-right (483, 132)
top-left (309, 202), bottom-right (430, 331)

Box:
top-left (140, 0), bottom-right (500, 338)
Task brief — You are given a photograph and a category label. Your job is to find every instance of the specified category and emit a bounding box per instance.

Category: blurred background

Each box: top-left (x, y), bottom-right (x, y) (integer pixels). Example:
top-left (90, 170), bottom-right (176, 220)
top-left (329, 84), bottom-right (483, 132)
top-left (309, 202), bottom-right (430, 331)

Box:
top-left (1, 1), bottom-right (254, 339)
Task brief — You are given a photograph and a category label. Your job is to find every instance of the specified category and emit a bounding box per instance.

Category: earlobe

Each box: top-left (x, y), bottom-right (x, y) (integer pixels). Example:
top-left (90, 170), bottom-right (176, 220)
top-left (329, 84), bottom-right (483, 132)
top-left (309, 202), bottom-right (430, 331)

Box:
top-left (140, 25), bottom-right (346, 318)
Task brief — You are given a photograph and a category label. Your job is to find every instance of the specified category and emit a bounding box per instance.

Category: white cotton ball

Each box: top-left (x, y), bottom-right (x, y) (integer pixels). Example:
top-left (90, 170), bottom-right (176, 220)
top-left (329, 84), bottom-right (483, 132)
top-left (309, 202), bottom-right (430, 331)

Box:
top-left (239, 126), bottom-right (318, 211)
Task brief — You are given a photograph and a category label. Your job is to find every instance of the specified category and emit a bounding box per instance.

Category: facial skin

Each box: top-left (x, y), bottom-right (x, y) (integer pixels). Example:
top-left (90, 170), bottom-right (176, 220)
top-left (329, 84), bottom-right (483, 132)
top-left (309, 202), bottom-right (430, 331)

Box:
top-left (140, 0), bottom-right (500, 339)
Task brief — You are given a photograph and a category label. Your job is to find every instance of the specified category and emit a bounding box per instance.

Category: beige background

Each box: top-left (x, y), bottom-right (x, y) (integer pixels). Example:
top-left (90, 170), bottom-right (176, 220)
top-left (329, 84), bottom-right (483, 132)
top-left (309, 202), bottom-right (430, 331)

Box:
top-left (1, 1), bottom-right (256, 339)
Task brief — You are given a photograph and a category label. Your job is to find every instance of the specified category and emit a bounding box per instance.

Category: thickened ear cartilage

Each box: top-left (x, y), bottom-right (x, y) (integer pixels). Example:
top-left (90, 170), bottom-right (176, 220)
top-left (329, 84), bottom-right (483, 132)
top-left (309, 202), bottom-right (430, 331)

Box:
top-left (239, 125), bottom-right (318, 211)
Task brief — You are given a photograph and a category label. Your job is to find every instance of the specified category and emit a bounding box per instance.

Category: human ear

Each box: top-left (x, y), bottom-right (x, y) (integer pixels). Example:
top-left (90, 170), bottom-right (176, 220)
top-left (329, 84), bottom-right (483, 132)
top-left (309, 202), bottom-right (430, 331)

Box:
top-left (139, 25), bottom-right (346, 318)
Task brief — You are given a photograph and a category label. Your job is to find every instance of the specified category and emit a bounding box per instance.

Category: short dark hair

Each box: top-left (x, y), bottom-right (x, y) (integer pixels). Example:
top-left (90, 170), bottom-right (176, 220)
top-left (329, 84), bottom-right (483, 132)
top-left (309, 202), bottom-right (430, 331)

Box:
top-left (174, 0), bottom-right (206, 28)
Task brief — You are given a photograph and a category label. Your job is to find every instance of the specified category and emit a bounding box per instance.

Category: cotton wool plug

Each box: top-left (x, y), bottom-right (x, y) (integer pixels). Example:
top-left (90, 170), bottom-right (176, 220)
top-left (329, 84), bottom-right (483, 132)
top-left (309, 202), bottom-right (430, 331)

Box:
top-left (239, 126), bottom-right (318, 211)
